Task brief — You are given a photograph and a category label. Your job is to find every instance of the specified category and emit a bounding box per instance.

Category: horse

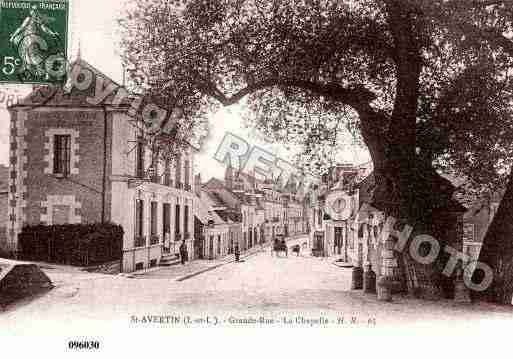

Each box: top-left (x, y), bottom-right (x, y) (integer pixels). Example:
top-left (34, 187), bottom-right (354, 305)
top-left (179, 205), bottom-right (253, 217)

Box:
top-left (272, 240), bottom-right (288, 257)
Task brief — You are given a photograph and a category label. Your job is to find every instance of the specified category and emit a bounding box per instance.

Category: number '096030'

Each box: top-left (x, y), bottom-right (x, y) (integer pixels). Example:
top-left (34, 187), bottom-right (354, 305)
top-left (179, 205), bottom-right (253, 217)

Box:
top-left (2, 57), bottom-right (22, 76)
top-left (68, 341), bottom-right (100, 350)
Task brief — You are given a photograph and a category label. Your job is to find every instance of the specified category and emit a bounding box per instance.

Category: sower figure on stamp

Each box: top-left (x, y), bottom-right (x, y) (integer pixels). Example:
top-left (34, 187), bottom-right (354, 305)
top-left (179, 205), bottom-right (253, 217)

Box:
top-left (179, 240), bottom-right (188, 265)
top-left (9, 5), bottom-right (60, 80)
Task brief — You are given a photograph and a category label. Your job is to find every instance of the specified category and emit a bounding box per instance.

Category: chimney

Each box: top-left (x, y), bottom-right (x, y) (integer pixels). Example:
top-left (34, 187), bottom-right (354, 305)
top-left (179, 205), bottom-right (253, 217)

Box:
top-left (225, 164), bottom-right (234, 189)
top-left (194, 173), bottom-right (202, 197)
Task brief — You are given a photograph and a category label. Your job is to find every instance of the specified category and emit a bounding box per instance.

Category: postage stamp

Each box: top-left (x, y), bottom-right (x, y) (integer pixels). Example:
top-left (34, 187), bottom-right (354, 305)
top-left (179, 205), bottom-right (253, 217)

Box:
top-left (0, 0), bottom-right (69, 84)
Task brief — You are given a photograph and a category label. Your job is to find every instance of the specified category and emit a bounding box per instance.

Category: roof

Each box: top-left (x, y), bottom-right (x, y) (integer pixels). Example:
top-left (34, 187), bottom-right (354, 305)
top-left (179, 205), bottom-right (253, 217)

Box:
top-left (209, 210), bottom-right (227, 225)
top-left (205, 191), bottom-right (226, 208)
top-left (204, 178), bottom-right (226, 190)
top-left (196, 190), bottom-right (229, 225)
top-left (204, 178), bottom-right (252, 206)
top-left (11, 59), bottom-right (132, 109)
top-left (207, 209), bottom-right (240, 223)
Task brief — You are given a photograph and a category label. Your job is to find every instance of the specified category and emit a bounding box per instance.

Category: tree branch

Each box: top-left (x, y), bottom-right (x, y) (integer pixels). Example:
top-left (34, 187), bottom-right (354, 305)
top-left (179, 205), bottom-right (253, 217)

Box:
top-left (200, 77), bottom-right (377, 111)
top-left (470, 0), bottom-right (505, 8)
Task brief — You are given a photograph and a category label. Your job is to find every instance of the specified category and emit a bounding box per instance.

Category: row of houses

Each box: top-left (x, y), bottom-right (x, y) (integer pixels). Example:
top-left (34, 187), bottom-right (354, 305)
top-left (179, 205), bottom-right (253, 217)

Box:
top-left (309, 161), bottom-right (501, 299)
top-left (311, 162), bottom-right (498, 262)
top-left (194, 163), bottom-right (310, 260)
top-left (0, 59), bottom-right (311, 272)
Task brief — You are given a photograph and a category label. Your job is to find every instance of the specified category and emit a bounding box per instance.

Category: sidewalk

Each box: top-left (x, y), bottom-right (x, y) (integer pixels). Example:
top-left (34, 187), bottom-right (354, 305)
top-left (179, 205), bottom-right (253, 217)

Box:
top-left (124, 244), bottom-right (267, 281)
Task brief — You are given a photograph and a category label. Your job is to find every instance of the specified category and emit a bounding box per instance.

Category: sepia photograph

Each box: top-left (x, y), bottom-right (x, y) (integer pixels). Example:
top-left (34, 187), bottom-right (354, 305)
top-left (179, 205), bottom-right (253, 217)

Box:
top-left (1, 0), bottom-right (513, 357)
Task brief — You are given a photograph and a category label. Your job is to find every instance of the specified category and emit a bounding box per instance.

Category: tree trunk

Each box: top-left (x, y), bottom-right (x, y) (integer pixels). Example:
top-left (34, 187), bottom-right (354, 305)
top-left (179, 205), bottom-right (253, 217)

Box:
top-left (332, 2), bottom-right (465, 299)
top-left (358, 107), bottom-right (463, 299)
top-left (475, 170), bottom-right (513, 304)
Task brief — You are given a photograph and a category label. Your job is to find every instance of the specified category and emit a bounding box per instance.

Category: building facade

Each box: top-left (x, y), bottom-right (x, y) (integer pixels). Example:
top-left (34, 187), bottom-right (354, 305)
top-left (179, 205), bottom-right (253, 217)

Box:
top-left (6, 59), bottom-right (196, 272)
top-left (204, 166), bottom-right (310, 250)
top-left (195, 182), bottom-right (242, 260)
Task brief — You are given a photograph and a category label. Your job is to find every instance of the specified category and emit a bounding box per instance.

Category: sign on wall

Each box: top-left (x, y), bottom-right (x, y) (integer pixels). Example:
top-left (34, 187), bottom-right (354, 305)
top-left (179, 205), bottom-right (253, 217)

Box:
top-left (325, 190), bottom-right (352, 221)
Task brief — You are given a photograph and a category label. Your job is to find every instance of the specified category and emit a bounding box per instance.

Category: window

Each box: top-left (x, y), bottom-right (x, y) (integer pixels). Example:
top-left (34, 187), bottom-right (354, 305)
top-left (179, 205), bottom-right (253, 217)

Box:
top-left (184, 159), bottom-right (190, 190)
top-left (164, 158), bottom-right (171, 186)
top-left (53, 134), bottom-right (71, 176)
top-left (150, 201), bottom-right (158, 236)
top-left (136, 137), bottom-right (145, 178)
top-left (135, 199), bottom-right (144, 238)
top-left (175, 155), bottom-right (182, 188)
top-left (163, 203), bottom-right (171, 239)
top-left (175, 204), bottom-right (181, 239)
top-left (217, 235), bottom-right (221, 255)
top-left (150, 201), bottom-right (158, 244)
top-left (135, 262), bottom-right (144, 271)
top-left (184, 205), bottom-right (189, 237)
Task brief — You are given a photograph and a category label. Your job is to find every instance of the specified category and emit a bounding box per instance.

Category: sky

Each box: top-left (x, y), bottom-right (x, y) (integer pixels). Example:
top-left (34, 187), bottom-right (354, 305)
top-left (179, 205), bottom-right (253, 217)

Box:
top-left (0, 0), bottom-right (370, 180)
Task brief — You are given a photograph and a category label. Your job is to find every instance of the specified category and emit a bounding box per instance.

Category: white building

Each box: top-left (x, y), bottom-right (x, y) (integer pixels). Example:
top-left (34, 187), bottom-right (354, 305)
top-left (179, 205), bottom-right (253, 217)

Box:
top-left (5, 59), bottom-right (196, 272)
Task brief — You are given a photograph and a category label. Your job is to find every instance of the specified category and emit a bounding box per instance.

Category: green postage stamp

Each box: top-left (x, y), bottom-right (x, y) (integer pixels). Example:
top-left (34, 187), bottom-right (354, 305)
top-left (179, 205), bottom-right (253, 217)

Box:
top-left (0, 0), bottom-right (69, 84)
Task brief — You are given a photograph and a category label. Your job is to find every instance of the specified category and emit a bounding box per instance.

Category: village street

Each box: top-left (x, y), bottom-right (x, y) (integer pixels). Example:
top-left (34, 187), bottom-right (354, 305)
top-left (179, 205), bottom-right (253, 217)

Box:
top-left (2, 247), bottom-right (513, 337)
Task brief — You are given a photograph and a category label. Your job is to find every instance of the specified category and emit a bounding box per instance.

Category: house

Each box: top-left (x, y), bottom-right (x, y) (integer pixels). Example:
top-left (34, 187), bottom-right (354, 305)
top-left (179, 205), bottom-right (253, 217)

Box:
top-left (5, 59), bottom-right (196, 272)
top-left (194, 176), bottom-right (241, 259)
top-left (461, 190), bottom-right (502, 262)
top-left (203, 172), bottom-right (265, 251)
top-left (204, 166), bottom-right (310, 250)
top-left (310, 163), bottom-right (362, 257)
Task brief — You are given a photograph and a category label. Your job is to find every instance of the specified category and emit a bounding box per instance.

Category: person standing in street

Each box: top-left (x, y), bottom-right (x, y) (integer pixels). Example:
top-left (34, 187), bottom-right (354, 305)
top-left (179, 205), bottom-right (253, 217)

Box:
top-left (164, 232), bottom-right (170, 253)
top-left (179, 240), bottom-right (188, 265)
top-left (234, 242), bottom-right (240, 262)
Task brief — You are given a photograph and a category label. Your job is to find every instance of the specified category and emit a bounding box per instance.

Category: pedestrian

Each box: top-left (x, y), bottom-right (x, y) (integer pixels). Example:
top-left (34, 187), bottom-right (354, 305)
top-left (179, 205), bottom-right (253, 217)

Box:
top-left (179, 240), bottom-right (188, 265)
top-left (234, 243), bottom-right (240, 262)
top-left (164, 232), bottom-right (170, 253)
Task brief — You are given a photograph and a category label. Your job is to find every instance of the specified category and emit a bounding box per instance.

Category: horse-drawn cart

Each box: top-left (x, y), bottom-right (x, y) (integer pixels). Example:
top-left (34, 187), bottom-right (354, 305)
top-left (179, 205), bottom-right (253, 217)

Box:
top-left (272, 236), bottom-right (288, 256)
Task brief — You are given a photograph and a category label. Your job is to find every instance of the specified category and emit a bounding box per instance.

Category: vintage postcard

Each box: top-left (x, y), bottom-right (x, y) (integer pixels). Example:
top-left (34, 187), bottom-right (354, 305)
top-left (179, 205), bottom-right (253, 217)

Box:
top-left (1, 0), bottom-right (513, 357)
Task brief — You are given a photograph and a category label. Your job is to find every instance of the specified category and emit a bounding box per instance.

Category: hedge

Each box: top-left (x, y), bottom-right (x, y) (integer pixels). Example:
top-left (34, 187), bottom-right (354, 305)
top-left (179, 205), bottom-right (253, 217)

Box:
top-left (18, 223), bottom-right (124, 266)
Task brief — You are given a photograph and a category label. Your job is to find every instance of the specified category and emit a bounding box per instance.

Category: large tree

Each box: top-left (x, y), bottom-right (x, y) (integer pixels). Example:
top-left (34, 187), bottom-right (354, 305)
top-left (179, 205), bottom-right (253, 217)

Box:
top-left (119, 0), bottom-right (513, 300)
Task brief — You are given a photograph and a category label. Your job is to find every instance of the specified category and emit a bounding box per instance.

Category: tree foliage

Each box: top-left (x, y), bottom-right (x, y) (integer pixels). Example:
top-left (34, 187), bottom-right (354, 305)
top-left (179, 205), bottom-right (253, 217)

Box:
top-left (120, 0), bottom-right (513, 302)
top-left (120, 0), bottom-right (513, 192)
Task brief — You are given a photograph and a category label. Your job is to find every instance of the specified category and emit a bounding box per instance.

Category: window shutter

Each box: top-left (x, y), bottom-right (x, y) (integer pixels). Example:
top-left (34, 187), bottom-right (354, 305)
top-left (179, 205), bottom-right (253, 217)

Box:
top-left (65, 135), bottom-right (71, 176)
